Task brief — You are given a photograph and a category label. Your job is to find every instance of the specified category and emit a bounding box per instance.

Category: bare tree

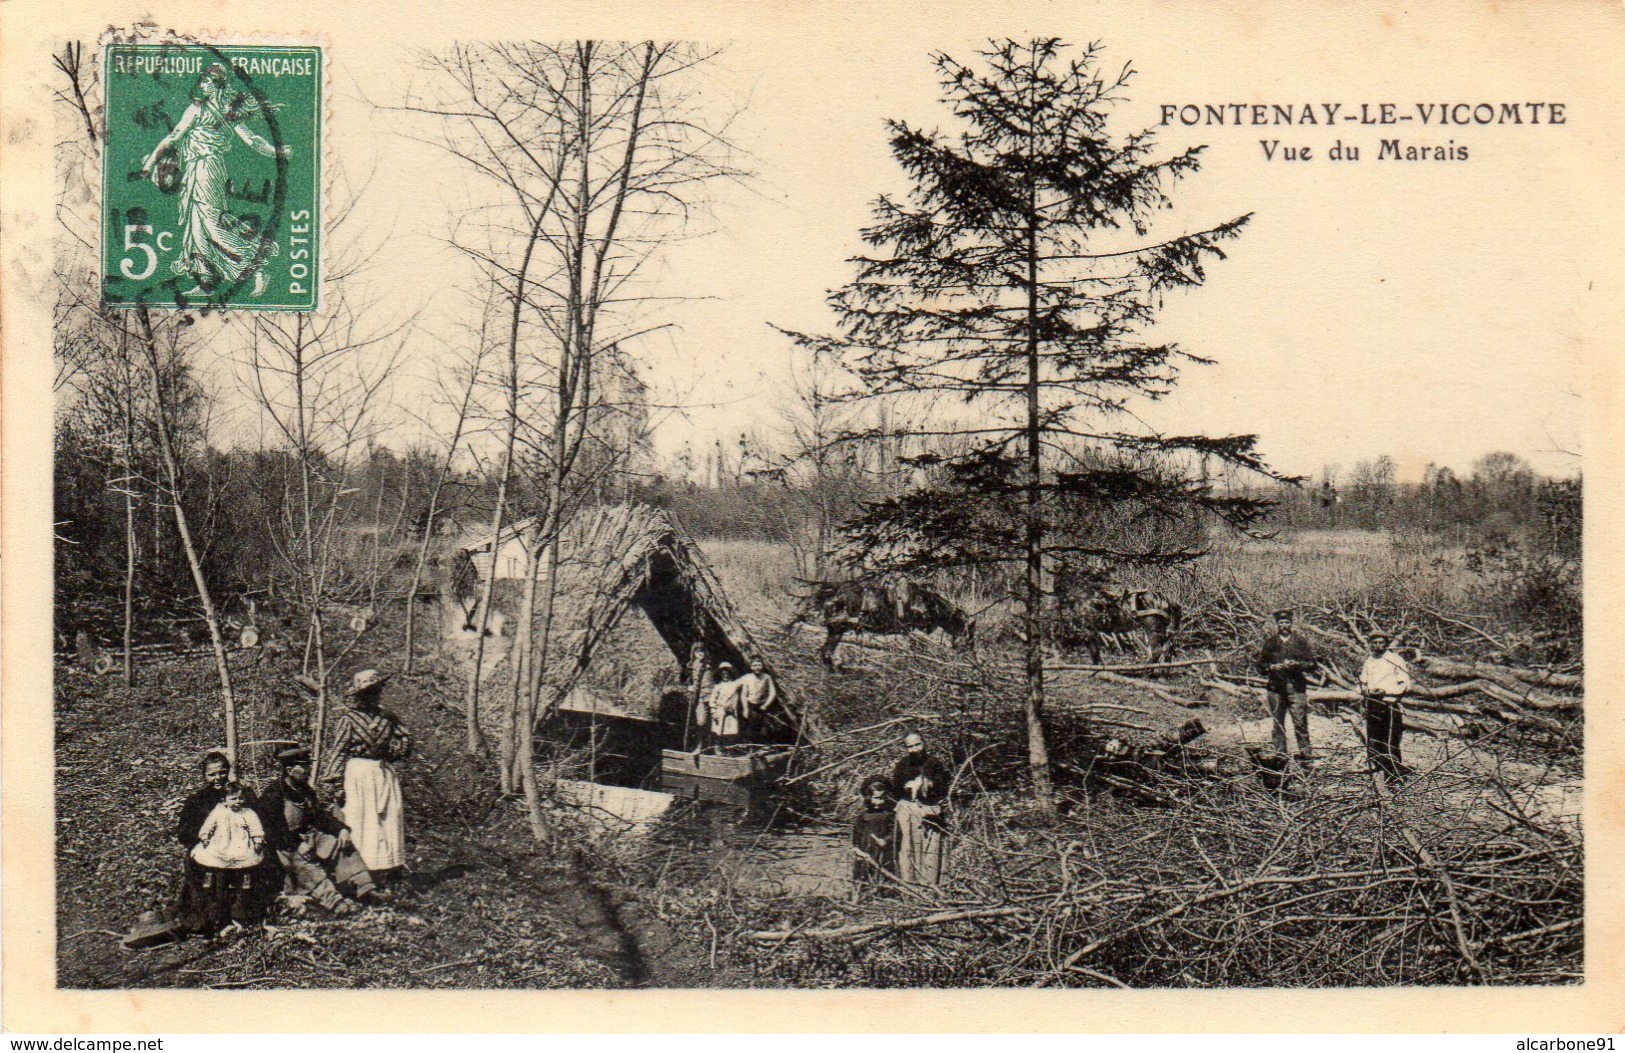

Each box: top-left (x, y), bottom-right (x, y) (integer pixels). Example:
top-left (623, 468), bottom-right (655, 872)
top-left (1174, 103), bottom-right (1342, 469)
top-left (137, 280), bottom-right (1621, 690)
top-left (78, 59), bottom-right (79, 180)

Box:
top-left (768, 335), bottom-right (882, 579)
top-left (241, 174), bottom-right (410, 772)
top-left (53, 42), bottom-right (98, 144)
top-left (400, 299), bottom-right (493, 676)
top-left (402, 40), bottom-right (743, 825)
top-left (79, 322), bottom-right (145, 684)
top-left (56, 301), bottom-right (150, 684)
top-left (54, 37), bottom-right (242, 755)
top-left (135, 308), bottom-right (244, 763)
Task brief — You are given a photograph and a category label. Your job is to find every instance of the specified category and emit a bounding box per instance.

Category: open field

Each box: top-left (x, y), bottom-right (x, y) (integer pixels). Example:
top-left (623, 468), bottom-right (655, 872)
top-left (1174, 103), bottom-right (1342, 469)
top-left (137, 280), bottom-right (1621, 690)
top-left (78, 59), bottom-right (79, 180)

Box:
top-left (702, 529), bottom-right (1476, 613)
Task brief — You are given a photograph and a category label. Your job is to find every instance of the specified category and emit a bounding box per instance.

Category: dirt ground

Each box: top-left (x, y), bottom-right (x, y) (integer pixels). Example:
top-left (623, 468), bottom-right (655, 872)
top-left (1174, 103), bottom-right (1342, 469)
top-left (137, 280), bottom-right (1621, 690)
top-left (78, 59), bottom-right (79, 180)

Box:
top-left (54, 648), bottom-right (740, 990)
top-left (55, 593), bottom-right (1578, 989)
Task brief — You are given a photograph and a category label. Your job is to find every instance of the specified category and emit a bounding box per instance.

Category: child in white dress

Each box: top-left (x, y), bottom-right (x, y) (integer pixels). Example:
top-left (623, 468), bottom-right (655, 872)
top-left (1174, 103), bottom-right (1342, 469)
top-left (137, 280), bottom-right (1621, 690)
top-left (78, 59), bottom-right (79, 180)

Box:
top-left (190, 782), bottom-right (266, 931)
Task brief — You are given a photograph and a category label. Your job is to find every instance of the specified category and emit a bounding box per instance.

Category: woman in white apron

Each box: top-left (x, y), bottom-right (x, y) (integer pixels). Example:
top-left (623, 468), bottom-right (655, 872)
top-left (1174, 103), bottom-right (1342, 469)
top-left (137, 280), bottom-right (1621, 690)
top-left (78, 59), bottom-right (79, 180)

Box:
top-left (321, 669), bottom-right (411, 878)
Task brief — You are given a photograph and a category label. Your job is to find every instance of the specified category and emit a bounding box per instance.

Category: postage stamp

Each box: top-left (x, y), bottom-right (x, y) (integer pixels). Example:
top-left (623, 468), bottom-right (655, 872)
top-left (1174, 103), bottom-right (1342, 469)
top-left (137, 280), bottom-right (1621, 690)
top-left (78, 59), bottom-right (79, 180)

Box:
top-left (101, 42), bottom-right (322, 311)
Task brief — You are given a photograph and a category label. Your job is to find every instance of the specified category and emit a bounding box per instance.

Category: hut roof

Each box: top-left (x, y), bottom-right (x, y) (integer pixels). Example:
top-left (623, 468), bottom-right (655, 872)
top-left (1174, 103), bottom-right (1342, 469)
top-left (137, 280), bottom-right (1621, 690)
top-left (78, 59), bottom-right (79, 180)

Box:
top-left (533, 503), bottom-right (810, 738)
top-left (460, 515), bottom-right (541, 555)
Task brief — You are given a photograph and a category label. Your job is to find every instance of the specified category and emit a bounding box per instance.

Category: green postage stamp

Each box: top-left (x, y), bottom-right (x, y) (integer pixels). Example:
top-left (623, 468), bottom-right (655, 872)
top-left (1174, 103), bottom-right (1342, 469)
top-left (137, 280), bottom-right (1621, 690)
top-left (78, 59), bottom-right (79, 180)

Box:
top-left (102, 42), bottom-right (322, 311)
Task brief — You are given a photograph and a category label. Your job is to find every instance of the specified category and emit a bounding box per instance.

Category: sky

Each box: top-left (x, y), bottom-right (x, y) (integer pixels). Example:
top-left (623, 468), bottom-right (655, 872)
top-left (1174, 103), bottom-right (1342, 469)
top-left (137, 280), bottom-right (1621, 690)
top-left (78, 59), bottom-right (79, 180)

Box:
top-left (174, 5), bottom-right (1611, 482)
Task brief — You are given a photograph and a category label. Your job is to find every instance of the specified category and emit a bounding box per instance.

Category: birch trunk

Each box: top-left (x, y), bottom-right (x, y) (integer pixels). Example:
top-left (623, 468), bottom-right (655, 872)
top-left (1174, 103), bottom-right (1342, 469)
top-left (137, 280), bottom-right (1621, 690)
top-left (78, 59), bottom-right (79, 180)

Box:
top-left (135, 308), bottom-right (238, 766)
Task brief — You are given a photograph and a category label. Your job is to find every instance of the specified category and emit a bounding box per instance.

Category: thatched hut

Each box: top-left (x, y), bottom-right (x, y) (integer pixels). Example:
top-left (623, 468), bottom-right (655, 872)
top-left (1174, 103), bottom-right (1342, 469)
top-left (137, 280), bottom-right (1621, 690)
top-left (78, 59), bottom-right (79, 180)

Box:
top-left (458, 503), bottom-right (812, 760)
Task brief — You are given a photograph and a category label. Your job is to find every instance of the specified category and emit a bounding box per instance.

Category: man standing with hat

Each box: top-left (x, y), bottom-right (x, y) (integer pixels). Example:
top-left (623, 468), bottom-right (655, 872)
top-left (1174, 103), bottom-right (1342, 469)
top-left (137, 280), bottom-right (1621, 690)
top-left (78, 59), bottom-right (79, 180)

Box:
top-left (321, 669), bottom-right (411, 881)
top-left (1358, 631), bottom-right (1414, 780)
top-left (259, 746), bottom-right (382, 914)
top-left (1256, 609), bottom-right (1320, 765)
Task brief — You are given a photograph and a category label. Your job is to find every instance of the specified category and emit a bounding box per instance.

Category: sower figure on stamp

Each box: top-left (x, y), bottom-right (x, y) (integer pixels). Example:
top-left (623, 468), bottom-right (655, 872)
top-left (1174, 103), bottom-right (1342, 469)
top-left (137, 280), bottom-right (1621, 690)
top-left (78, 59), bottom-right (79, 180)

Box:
top-left (1257, 608), bottom-right (1320, 766)
top-left (891, 732), bottom-right (950, 886)
top-left (138, 62), bottom-right (290, 298)
top-left (1358, 631), bottom-right (1414, 781)
top-left (259, 746), bottom-right (383, 915)
top-left (321, 669), bottom-right (411, 885)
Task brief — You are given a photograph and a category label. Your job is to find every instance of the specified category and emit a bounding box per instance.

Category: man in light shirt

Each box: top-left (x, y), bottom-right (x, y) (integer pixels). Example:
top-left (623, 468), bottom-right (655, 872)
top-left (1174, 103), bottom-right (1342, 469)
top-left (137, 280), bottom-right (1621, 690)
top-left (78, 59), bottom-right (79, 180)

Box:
top-left (737, 656), bottom-right (779, 734)
top-left (1358, 631), bottom-right (1414, 780)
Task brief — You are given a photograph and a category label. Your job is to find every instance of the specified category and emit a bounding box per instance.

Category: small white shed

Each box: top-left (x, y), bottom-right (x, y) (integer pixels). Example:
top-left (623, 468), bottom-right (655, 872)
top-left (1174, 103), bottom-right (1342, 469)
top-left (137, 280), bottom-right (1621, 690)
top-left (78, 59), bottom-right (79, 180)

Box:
top-left (459, 516), bottom-right (541, 581)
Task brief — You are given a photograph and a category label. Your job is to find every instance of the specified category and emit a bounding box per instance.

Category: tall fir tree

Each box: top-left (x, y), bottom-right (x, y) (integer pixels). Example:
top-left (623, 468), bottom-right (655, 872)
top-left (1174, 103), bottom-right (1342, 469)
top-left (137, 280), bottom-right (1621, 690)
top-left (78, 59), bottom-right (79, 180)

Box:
top-left (784, 39), bottom-right (1292, 806)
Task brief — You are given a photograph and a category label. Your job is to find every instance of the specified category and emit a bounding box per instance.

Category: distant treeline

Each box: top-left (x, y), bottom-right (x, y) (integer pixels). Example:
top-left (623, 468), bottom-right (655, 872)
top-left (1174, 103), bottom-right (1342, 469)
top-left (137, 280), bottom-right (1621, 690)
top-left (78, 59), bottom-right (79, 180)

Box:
top-left (54, 428), bottom-right (1577, 644)
top-left (634, 452), bottom-right (1581, 558)
top-left (54, 436), bottom-right (446, 642)
top-left (1261, 453), bottom-right (1579, 557)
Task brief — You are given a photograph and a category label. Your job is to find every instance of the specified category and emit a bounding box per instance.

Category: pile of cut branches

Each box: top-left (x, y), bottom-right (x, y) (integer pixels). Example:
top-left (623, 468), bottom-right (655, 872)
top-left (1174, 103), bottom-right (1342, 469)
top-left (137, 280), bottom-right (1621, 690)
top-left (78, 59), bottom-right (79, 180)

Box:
top-left (739, 750), bottom-right (1580, 987)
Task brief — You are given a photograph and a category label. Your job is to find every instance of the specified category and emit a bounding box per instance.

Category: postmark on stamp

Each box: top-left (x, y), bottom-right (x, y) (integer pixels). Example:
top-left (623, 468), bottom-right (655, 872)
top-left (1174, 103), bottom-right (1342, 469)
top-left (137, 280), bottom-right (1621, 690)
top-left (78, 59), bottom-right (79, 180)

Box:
top-left (101, 41), bottom-right (321, 311)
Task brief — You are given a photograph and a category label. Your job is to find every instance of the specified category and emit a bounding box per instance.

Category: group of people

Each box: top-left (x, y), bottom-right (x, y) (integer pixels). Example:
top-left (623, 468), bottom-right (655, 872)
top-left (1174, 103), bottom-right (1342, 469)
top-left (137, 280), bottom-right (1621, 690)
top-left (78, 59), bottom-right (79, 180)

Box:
top-left (1259, 608), bottom-right (1416, 780)
top-left (121, 610), bottom-right (1413, 943)
top-left (693, 656), bottom-right (778, 749)
top-left (849, 733), bottom-right (953, 892)
top-left (126, 668), bottom-right (412, 947)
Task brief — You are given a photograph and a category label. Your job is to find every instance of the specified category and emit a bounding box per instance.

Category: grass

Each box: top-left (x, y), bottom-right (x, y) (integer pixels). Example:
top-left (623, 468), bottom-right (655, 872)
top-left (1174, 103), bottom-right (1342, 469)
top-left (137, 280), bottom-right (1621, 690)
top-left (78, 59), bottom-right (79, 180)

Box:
top-left (696, 538), bottom-right (804, 623)
top-left (1192, 528), bottom-right (1476, 614)
top-left (699, 527), bottom-right (1490, 667)
top-left (646, 526), bottom-right (1582, 988)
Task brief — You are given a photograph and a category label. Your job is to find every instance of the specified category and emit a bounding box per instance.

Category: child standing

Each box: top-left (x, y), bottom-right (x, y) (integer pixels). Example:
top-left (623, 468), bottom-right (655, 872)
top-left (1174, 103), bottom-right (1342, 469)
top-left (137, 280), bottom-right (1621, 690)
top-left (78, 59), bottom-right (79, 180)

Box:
top-left (850, 776), bottom-right (898, 894)
top-left (190, 781), bottom-right (266, 932)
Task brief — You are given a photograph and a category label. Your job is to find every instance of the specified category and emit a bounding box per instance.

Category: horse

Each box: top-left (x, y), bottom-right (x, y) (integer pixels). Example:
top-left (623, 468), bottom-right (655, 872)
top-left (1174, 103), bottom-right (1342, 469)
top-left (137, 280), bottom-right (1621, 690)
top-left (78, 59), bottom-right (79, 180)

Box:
top-left (742, 466), bottom-right (790, 487)
top-left (795, 580), bottom-right (973, 669)
top-left (1057, 585), bottom-right (1183, 665)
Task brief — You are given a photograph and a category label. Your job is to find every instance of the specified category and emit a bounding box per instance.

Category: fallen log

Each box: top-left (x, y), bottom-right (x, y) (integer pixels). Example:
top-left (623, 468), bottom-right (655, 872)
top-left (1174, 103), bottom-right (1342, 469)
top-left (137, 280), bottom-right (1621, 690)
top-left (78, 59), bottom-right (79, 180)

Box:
top-left (1418, 656), bottom-right (1581, 697)
top-left (1090, 670), bottom-right (1208, 709)
top-left (1321, 665), bottom-right (1359, 692)
top-left (1075, 702), bottom-right (1156, 716)
top-left (747, 903), bottom-right (1032, 944)
top-left (1073, 767), bottom-right (1183, 807)
top-left (1208, 677), bottom-right (1362, 706)
top-left (1301, 623), bottom-right (1360, 650)
top-left (1046, 656), bottom-right (1219, 675)
top-left (1517, 666), bottom-right (1583, 689)
top-left (1332, 702), bottom-right (1460, 740)
top-left (1205, 679), bottom-right (1567, 734)
top-left (1439, 678), bottom-right (1577, 715)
